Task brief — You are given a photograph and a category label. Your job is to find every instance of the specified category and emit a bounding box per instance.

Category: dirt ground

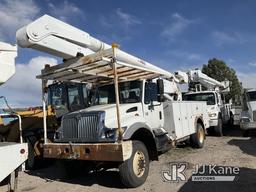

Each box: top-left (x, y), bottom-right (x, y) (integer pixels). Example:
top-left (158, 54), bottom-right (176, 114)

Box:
top-left (1, 126), bottom-right (256, 192)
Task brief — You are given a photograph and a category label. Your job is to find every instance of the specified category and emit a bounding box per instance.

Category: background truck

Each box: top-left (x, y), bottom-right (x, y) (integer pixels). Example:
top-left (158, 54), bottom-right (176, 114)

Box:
top-left (0, 42), bottom-right (28, 192)
top-left (176, 69), bottom-right (233, 136)
top-left (240, 88), bottom-right (256, 136)
top-left (0, 81), bottom-right (90, 169)
top-left (16, 15), bottom-right (210, 188)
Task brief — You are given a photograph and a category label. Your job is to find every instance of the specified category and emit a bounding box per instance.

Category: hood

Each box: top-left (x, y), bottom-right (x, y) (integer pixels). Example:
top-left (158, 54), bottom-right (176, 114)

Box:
top-left (83, 103), bottom-right (144, 128)
top-left (206, 105), bottom-right (218, 113)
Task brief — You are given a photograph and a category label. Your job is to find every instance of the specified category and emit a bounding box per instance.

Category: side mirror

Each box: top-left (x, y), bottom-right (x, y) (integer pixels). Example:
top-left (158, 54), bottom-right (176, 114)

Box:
top-left (157, 79), bottom-right (165, 102)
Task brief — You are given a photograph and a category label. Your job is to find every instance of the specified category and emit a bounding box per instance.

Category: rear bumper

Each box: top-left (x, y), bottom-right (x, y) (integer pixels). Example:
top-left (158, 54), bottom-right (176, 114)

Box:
top-left (240, 122), bottom-right (256, 130)
top-left (43, 141), bottom-right (132, 162)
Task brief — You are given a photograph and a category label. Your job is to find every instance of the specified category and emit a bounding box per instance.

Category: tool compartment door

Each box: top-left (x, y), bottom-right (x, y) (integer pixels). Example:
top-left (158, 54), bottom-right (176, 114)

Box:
top-left (163, 101), bottom-right (207, 140)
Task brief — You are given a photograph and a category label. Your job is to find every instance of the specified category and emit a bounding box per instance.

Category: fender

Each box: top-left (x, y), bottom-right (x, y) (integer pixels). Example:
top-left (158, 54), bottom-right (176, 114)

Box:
top-left (123, 122), bottom-right (155, 140)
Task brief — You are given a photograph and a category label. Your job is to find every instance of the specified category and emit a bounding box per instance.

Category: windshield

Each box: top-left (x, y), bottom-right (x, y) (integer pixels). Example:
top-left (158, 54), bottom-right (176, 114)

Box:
top-left (247, 91), bottom-right (256, 101)
top-left (184, 92), bottom-right (216, 105)
top-left (90, 81), bottom-right (142, 105)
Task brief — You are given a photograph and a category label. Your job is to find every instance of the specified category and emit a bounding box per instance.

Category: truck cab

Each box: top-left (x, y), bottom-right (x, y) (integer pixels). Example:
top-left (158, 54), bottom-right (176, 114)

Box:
top-left (48, 82), bottom-right (90, 118)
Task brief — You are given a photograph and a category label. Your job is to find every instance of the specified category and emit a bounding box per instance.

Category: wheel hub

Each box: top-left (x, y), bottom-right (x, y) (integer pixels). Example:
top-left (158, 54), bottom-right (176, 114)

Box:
top-left (133, 150), bottom-right (146, 177)
top-left (198, 128), bottom-right (204, 143)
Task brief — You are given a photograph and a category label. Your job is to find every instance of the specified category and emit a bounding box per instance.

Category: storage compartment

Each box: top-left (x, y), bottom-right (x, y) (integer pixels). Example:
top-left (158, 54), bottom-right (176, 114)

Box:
top-left (163, 101), bottom-right (209, 140)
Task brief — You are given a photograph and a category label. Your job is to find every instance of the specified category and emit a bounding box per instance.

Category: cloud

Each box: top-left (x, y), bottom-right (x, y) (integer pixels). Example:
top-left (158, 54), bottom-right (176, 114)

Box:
top-left (248, 61), bottom-right (256, 67)
top-left (99, 8), bottom-right (141, 29)
top-left (237, 72), bottom-right (256, 89)
top-left (116, 8), bottom-right (141, 27)
top-left (211, 31), bottom-right (250, 46)
top-left (0, 56), bottom-right (57, 107)
top-left (167, 49), bottom-right (207, 63)
top-left (48, 0), bottom-right (84, 22)
top-left (161, 13), bottom-right (198, 41)
top-left (0, 0), bottom-right (40, 42)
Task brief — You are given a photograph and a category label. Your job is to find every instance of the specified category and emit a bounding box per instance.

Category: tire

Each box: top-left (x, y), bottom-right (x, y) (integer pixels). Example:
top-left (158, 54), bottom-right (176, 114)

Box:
top-left (190, 123), bottom-right (205, 148)
top-left (26, 140), bottom-right (36, 170)
top-left (214, 116), bottom-right (223, 137)
top-left (119, 141), bottom-right (149, 188)
top-left (242, 130), bottom-right (249, 137)
top-left (228, 113), bottom-right (234, 127)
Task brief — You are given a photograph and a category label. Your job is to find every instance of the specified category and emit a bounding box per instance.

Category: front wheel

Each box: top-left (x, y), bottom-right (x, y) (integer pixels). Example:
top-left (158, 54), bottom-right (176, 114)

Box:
top-left (190, 123), bottom-right (205, 148)
top-left (119, 141), bottom-right (149, 188)
top-left (214, 116), bottom-right (223, 137)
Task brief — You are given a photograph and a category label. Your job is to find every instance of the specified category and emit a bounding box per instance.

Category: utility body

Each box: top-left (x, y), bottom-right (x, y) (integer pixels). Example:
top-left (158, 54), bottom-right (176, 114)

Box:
top-left (177, 69), bottom-right (233, 136)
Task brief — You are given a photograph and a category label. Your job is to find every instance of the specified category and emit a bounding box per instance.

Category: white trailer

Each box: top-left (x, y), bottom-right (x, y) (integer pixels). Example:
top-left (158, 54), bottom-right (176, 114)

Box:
top-left (0, 43), bottom-right (28, 192)
top-left (16, 15), bottom-right (210, 188)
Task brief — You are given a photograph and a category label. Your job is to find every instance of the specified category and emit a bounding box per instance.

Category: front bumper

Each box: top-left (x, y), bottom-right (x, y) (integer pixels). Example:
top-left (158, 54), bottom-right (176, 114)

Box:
top-left (209, 119), bottom-right (218, 127)
top-left (43, 141), bottom-right (132, 162)
top-left (240, 122), bottom-right (256, 130)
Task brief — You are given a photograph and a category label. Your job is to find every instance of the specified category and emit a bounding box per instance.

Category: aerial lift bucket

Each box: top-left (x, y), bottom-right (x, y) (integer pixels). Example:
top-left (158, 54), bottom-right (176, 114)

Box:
top-left (0, 42), bottom-right (17, 85)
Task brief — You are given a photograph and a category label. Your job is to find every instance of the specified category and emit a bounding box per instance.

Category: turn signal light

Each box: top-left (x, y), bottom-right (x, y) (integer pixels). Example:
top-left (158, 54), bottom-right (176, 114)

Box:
top-left (20, 149), bottom-right (25, 154)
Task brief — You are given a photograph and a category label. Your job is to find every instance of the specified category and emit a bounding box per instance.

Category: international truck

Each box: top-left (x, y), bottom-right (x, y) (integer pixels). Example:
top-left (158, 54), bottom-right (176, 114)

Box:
top-left (16, 15), bottom-right (210, 187)
top-left (240, 88), bottom-right (256, 136)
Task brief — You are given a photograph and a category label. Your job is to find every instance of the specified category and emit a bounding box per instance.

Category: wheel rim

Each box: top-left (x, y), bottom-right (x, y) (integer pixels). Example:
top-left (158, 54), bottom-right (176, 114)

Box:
top-left (133, 150), bottom-right (146, 177)
top-left (198, 127), bottom-right (204, 144)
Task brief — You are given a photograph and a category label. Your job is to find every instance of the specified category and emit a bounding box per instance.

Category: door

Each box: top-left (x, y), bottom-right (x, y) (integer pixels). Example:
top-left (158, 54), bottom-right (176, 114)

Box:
top-left (143, 81), bottom-right (164, 129)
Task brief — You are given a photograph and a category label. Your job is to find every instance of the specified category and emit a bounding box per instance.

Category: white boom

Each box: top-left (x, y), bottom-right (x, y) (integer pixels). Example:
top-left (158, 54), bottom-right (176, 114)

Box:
top-left (0, 42), bottom-right (17, 85)
top-left (16, 14), bottom-right (176, 81)
top-left (175, 69), bottom-right (229, 91)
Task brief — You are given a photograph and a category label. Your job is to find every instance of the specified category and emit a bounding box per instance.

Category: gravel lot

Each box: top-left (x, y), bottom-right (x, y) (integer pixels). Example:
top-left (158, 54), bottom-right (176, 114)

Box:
top-left (1, 126), bottom-right (256, 192)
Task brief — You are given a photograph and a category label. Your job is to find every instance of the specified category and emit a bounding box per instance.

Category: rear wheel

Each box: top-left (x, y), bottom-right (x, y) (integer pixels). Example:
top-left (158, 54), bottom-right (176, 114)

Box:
top-left (242, 130), bottom-right (249, 137)
top-left (190, 123), bottom-right (205, 148)
top-left (26, 142), bottom-right (36, 170)
top-left (214, 116), bottom-right (223, 137)
top-left (228, 113), bottom-right (234, 127)
top-left (119, 141), bottom-right (149, 188)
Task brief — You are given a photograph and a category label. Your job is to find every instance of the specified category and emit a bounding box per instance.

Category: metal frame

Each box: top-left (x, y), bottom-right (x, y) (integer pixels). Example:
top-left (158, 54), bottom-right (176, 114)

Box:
top-left (38, 45), bottom-right (170, 144)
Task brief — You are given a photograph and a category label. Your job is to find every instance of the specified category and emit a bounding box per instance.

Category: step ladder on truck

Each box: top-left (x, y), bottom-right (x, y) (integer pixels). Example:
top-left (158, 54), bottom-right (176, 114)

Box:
top-left (16, 15), bottom-right (210, 188)
top-left (0, 42), bottom-right (28, 192)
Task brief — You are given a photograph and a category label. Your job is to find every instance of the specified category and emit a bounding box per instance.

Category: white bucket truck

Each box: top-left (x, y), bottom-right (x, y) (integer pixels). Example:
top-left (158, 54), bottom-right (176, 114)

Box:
top-left (16, 15), bottom-right (210, 187)
top-left (176, 69), bottom-right (232, 136)
top-left (240, 89), bottom-right (256, 136)
top-left (0, 42), bottom-right (28, 192)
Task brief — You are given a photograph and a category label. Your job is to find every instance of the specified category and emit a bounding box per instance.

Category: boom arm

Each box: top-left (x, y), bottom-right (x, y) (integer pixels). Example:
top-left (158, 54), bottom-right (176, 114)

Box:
top-left (175, 69), bottom-right (229, 91)
top-left (16, 15), bottom-right (176, 80)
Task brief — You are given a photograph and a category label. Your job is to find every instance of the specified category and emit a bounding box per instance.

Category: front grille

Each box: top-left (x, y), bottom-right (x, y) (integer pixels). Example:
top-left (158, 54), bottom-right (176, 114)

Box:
top-left (253, 110), bottom-right (256, 122)
top-left (62, 113), bottom-right (100, 142)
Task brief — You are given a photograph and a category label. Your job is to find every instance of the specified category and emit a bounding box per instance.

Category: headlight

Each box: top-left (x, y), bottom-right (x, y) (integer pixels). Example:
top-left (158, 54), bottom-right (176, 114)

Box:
top-left (104, 129), bottom-right (116, 139)
top-left (100, 126), bottom-right (127, 140)
top-left (54, 127), bottom-right (63, 140)
top-left (209, 113), bottom-right (217, 118)
top-left (241, 118), bottom-right (250, 123)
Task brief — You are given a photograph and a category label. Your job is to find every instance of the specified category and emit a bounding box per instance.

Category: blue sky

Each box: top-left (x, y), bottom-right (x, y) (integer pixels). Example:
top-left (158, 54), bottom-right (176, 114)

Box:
top-left (1, 0), bottom-right (256, 106)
